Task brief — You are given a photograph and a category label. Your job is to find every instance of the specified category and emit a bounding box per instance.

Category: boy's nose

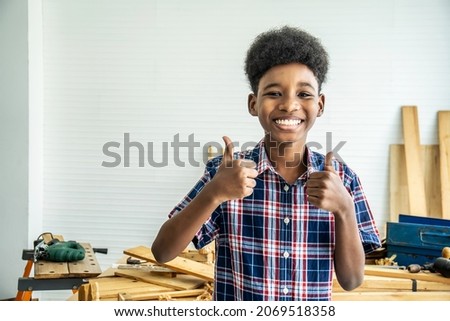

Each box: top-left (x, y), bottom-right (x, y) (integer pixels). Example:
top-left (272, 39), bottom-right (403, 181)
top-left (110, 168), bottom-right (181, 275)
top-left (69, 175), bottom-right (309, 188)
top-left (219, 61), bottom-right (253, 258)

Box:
top-left (278, 97), bottom-right (300, 112)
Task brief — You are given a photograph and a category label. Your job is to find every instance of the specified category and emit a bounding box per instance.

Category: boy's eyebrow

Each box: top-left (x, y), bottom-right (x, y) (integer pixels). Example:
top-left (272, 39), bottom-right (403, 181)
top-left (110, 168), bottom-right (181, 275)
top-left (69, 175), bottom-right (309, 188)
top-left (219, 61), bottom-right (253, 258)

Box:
top-left (297, 82), bottom-right (317, 91)
top-left (261, 82), bottom-right (317, 92)
top-left (261, 83), bottom-right (280, 91)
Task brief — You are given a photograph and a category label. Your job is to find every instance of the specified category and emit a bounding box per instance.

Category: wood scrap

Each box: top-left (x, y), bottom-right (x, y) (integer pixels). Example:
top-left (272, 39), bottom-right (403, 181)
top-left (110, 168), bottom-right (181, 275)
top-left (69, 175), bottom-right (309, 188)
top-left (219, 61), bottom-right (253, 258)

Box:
top-left (78, 276), bottom-right (168, 301)
top-left (374, 254), bottom-right (398, 266)
top-left (179, 251), bottom-right (214, 264)
top-left (114, 270), bottom-right (205, 290)
top-left (124, 245), bottom-right (214, 282)
top-left (86, 246), bottom-right (215, 301)
top-left (77, 283), bottom-right (90, 301)
top-left (113, 263), bottom-right (177, 277)
top-left (76, 246), bottom-right (215, 301)
top-left (117, 288), bottom-right (207, 301)
top-left (179, 242), bottom-right (215, 264)
top-left (89, 279), bottom-right (172, 301)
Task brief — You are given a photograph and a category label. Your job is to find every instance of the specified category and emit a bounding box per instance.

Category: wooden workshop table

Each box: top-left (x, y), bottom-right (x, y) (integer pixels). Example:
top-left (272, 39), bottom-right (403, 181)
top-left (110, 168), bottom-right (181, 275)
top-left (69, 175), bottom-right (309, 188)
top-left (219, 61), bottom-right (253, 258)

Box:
top-left (16, 242), bottom-right (103, 301)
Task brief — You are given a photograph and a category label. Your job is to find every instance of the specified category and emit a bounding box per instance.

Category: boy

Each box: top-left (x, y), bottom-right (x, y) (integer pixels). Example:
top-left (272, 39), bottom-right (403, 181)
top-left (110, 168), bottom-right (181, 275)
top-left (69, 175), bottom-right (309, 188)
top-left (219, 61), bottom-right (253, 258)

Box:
top-left (152, 26), bottom-right (381, 300)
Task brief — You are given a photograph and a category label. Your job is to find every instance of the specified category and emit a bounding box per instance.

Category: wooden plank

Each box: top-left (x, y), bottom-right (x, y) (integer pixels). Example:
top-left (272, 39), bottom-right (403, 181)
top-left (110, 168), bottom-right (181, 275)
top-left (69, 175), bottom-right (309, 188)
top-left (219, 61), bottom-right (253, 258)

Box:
top-left (364, 265), bottom-right (450, 285)
top-left (87, 276), bottom-right (153, 291)
top-left (332, 291), bottom-right (450, 301)
top-left (90, 280), bottom-right (172, 300)
top-left (77, 283), bottom-right (90, 301)
top-left (389, 144), bottom-right (441, 221)
top-left (390, 144), bottom-right (409, 222)
top-left (438, 111), bottom-right (450, 219)
top-left (124, 246), bottom-right (214, 282)
top-left (402, 106), bottom-right (428, 215)
top-left (115, 270), bottom-right (205, 290)
top-left (118, 289), bottom-right (206, 301)
top-left (179, 251), bottom-right (214, 263)
top-left (333, 275), bottom-right (450, 292)
top-left (423, 145), bottom-right (443, 217)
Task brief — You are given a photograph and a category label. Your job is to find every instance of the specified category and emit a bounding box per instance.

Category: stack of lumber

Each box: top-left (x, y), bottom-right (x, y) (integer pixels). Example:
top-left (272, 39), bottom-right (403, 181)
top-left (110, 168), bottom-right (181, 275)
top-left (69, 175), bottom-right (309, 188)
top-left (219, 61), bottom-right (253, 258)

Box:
top-left (77, 244), bottom-right (215, 301)
top-left (333, 265), bottom-right (450, 301)
top-left (390, 106), bottom-right (450, 222)
top-left (75, 244), bottom-right (450, 301)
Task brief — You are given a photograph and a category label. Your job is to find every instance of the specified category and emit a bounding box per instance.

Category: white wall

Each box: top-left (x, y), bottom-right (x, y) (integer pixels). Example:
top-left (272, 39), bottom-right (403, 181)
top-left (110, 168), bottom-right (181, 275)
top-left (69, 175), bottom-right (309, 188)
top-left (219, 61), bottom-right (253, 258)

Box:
top-left (1, 0), bottom-right (449, 300)
top-left (0, 0), bottom-right (29, 300)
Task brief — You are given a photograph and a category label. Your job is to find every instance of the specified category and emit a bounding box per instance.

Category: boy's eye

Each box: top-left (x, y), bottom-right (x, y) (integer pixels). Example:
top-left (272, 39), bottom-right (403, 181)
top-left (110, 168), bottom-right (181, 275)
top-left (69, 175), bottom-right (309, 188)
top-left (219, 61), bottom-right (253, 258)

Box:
top-left (298, 92), bottom-right (313, 98)
top-left (264, 91), bottom-right (281, 97)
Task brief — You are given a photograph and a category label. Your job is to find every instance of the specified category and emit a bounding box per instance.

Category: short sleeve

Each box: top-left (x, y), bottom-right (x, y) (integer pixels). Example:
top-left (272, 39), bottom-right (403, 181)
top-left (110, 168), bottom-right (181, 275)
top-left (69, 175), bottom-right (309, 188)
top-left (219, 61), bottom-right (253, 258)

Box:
top-left (168, 159), bottom-right (223, 249)
top-left (346, 173), bottom-right (382, 254)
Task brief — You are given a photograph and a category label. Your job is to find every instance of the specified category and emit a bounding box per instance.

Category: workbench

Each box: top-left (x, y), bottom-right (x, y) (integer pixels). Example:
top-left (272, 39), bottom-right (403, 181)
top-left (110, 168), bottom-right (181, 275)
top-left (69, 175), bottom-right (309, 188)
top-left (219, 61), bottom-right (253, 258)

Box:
top-left (16, 242), bottom-right (103, 301)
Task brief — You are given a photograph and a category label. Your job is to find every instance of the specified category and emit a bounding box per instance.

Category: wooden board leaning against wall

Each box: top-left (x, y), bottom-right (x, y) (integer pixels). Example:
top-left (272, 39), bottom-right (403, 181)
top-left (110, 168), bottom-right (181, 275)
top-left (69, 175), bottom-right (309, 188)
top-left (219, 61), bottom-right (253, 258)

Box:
top-left (390, 107), bottom-right (450, 222)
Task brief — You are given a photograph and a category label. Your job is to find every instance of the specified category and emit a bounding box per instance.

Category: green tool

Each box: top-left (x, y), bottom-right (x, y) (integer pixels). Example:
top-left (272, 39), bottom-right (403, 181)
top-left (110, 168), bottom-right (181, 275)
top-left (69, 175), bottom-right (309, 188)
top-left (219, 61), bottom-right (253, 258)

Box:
top-left (34, 238), bottom-right (85, 262)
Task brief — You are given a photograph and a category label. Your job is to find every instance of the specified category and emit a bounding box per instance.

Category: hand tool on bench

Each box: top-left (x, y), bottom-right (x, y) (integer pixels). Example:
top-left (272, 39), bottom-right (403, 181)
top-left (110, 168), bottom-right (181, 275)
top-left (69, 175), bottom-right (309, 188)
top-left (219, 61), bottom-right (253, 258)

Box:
top-left (433, 257), bottom-right (450, 278)
top-left (407, 252), bottom-right (450, 278)
top-left (407, 263), bottom-right (434, 273)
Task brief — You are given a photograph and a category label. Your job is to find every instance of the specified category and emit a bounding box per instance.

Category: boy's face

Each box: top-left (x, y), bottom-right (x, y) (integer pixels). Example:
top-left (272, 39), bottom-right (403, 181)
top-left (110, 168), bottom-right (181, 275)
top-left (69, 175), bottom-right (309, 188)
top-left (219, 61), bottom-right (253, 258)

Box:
top-left (248, 63), bottom-right (325, 147)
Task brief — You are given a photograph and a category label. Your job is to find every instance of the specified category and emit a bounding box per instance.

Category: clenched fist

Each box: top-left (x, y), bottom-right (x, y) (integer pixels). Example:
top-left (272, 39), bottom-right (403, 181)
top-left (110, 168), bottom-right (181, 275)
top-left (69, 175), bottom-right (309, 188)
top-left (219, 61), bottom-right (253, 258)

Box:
top-left (208, 136), bottom-right (258, 203)
top-left (306, 151), bottom-right (353, 215)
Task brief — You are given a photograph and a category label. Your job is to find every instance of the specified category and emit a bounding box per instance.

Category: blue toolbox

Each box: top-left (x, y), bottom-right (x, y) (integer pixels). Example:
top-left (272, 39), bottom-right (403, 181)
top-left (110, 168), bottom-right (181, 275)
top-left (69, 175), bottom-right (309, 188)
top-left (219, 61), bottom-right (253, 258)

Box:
top-left (386, 214), bottom-right (450, 266)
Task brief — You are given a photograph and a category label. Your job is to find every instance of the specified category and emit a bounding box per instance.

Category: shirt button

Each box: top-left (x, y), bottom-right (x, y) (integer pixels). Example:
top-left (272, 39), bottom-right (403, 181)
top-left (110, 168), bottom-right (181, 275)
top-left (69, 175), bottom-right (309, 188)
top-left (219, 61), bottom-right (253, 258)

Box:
top-left (283, 185), bottom-right (289, 192)
top-left (283, 287), bottom-right (289, 294)
top-left (284, 217), bottom-right (290, 225)
top-left (283, 251), bottom-right (289, 258)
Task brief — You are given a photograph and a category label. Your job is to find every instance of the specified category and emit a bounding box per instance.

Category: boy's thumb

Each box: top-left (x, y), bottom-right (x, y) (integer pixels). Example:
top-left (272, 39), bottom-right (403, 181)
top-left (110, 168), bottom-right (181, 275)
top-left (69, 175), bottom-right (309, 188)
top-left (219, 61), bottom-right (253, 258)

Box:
top-left (222, 136), bottom-right (234, 163)
top-left (325, 151), bottom-right (336, 173)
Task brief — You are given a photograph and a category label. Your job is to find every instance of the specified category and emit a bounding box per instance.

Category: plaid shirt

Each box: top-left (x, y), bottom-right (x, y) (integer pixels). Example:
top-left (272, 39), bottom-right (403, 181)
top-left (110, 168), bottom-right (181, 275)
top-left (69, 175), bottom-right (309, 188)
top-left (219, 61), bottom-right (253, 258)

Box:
top-left (169, 139), bottom-right (381, 301)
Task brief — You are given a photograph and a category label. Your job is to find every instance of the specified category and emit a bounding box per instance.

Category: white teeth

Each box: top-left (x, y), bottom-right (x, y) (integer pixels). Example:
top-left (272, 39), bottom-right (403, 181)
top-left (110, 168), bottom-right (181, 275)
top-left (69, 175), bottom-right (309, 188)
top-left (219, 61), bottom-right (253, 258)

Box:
top-left (275, 119), bottom-right (301, 126)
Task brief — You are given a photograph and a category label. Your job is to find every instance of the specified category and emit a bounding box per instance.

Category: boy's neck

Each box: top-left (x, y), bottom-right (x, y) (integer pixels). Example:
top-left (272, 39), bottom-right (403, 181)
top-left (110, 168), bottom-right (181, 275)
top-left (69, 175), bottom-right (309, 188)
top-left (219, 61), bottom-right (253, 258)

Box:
top-left (264, 137), bottom-right (308, 184)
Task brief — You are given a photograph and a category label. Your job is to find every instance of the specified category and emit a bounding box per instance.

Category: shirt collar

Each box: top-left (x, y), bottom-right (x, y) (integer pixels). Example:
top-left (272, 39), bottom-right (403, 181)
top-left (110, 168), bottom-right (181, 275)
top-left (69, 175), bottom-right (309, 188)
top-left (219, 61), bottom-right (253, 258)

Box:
top-left (253, 139), bottom-right (324, 180)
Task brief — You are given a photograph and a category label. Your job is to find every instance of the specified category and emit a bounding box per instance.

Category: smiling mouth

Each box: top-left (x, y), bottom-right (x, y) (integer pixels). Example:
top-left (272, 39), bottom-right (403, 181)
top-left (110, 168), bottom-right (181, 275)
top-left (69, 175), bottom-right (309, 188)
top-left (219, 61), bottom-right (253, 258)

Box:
top-left (274, 119), bottom-right (303, 126)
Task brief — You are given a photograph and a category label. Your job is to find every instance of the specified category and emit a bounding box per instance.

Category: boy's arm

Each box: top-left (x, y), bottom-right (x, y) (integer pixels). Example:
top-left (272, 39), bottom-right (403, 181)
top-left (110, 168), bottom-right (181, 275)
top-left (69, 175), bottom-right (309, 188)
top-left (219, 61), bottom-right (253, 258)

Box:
top-left (151, 181), bottom-right (223, 263)
top-left (305, 152), bottom-right (365, 291)
top-left (151, 136), bottom-right (258, 263)
top-left (331, 199), bottom-right (365, 291)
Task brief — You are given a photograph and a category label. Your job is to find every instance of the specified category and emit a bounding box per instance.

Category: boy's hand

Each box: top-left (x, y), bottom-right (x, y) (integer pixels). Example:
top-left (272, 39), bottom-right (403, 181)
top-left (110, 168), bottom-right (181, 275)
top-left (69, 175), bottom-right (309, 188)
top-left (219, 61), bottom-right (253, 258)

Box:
top-left (305, 152), bottom-right (353, 215)
top-left (208, 136), bottom-right (258, 203)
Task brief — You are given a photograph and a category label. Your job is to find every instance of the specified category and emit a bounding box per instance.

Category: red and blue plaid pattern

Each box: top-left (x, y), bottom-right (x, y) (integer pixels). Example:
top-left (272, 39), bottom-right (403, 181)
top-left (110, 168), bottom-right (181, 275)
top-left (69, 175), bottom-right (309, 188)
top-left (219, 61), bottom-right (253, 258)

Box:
top-left (169, 140), bottom-right (381, 301)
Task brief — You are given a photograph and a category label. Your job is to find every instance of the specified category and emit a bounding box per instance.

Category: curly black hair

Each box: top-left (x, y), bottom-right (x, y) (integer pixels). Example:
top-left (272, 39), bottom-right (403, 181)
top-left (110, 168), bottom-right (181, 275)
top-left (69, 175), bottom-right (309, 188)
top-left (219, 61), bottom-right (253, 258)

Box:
top-left (244, 26), bottom-right (329, 94)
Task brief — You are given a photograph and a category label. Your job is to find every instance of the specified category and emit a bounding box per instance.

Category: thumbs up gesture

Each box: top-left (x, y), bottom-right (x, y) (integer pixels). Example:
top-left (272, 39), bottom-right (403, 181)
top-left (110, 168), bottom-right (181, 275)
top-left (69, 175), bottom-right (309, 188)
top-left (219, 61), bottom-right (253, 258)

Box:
top-left (208, 136), bottom-right (258, 203)
top-left (305, 152), bottom-right (353, 214)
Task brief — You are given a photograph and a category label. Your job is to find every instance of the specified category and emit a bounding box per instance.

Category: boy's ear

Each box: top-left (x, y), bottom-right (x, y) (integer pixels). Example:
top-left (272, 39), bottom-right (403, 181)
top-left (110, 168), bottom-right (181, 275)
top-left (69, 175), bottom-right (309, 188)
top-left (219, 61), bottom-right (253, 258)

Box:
top-left (248, 93), bottom-right (258, 116)
top-left (317, 93), bottom-right (325, 117)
